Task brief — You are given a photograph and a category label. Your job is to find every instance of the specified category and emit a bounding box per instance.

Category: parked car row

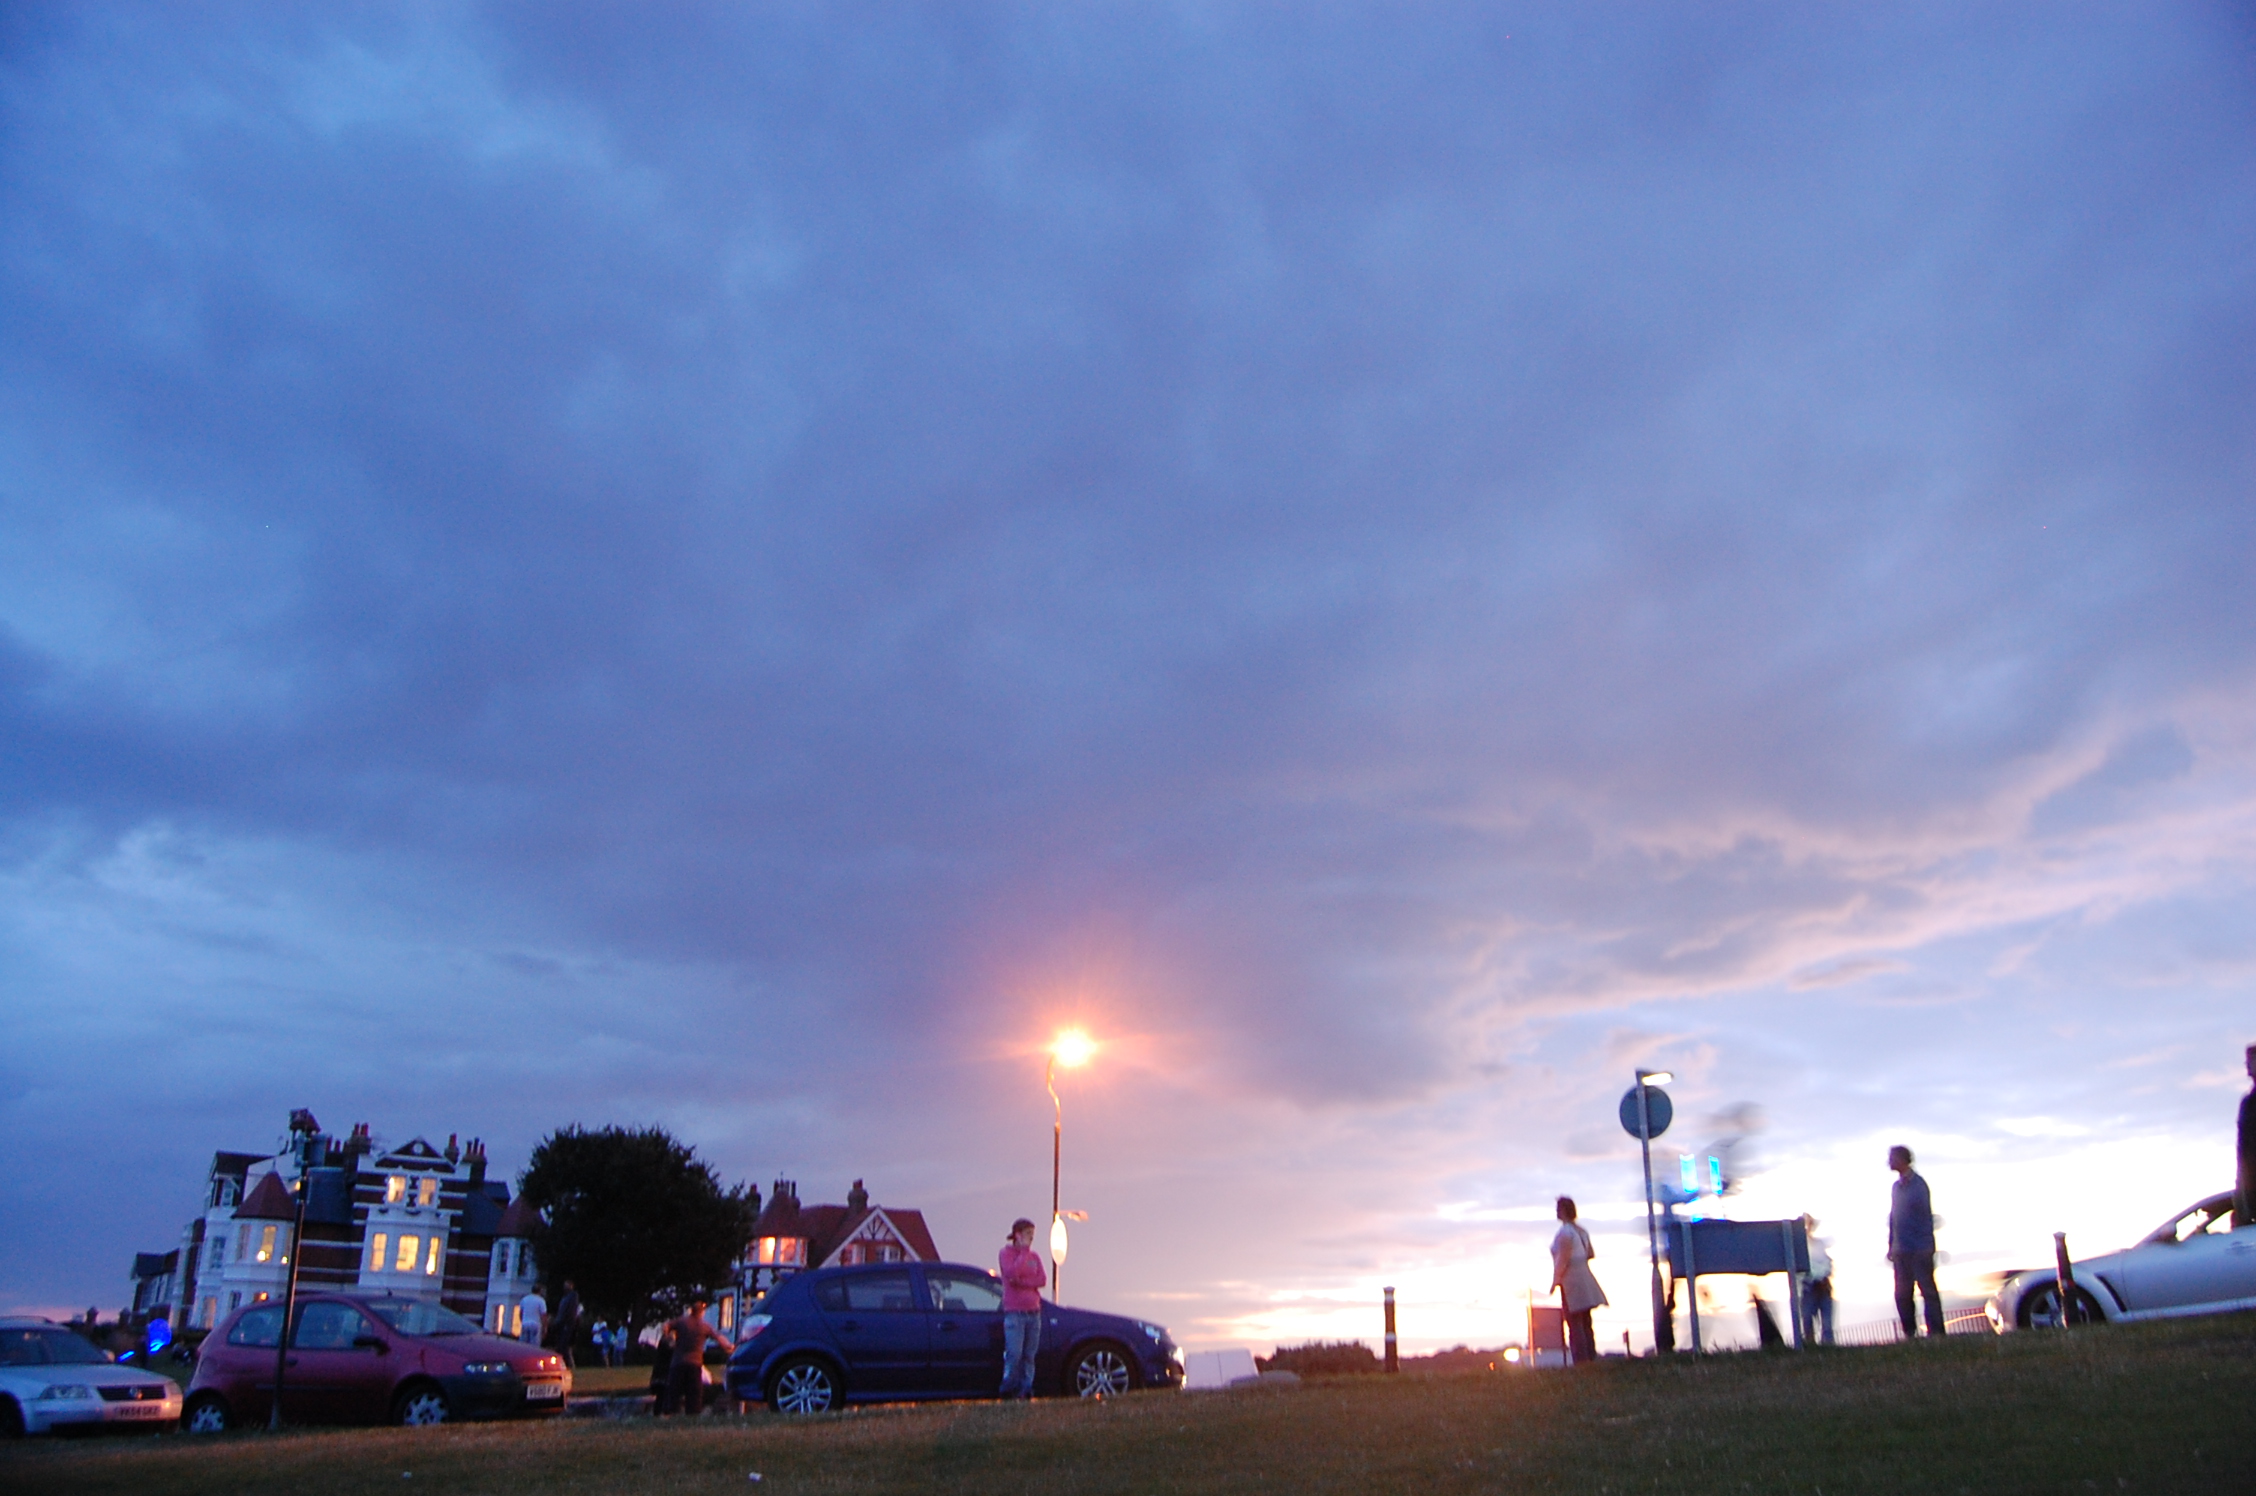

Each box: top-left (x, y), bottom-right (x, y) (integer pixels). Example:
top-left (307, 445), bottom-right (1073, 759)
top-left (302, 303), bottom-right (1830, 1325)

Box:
top-left (3, 1264), bottom-right (1180, 1437)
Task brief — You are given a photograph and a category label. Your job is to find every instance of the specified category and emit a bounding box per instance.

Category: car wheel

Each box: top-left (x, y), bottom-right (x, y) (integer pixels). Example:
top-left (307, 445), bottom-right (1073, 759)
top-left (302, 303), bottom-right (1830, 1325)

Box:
top-left (2018, 1281), bottom-right (2103, 1329)
top-left (182, 1394), bottom-right (232, 1435)
top-left (392, 1383), bottom-right (452, 1426)
top-left (0, 1397), bottom-right (23, 1438)
top-left (1069, 1343), bottom-right (1138, 1399)
top-left (766, 1357), bottom-right (839, 1416)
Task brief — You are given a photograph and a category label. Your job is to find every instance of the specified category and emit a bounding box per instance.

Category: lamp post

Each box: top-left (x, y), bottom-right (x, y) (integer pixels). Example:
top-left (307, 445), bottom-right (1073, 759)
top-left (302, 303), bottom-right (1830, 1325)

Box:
top-left (1046, 1029), bottom-right (1095, 1303)
top-left (1630, 1068), bottom-right (1675, 1355)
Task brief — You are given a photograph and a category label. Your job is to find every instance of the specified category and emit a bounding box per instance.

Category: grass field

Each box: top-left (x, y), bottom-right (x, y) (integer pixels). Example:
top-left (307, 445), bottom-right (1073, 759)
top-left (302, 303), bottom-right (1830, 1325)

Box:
top-left (5, 1315), bottom-right (2250, 1495)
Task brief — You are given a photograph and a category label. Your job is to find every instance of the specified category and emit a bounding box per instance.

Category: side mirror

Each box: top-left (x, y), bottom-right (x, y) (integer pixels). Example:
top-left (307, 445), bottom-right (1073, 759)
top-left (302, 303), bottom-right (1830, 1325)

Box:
top-left (354, 1335), bottom-right (389, 1353)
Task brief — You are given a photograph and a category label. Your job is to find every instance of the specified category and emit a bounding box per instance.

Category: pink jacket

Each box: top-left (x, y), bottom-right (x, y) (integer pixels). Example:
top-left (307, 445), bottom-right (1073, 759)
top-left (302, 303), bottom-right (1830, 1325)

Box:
top-left (998, 1243), bottom-right (1047, 1312)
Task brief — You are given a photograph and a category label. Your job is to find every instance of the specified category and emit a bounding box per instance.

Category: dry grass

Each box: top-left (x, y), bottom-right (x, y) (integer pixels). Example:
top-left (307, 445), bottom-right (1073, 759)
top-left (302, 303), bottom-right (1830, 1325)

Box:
top-left (5, 1314), bottom-right (2250, 1495)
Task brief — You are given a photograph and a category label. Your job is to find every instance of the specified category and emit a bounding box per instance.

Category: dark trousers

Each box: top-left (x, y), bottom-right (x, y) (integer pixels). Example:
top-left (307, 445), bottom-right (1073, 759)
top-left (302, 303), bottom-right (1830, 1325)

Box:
top-left (1565, 1309), bottom-right (1597, 1364)
top-left (1893, 1251), bottom-right (1944, 1338)
top-left (666, 1361), bottom-right (705, 1415)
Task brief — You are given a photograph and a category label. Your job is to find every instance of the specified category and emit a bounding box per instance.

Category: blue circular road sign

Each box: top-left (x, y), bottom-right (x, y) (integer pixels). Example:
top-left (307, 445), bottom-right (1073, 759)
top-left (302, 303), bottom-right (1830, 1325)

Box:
top-left (1619, 1085), bottom-right (1672, 1140)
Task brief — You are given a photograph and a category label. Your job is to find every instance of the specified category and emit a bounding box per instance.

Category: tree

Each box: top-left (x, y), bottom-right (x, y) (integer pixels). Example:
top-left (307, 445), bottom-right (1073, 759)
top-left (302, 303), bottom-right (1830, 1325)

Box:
top-left (517, 1125), bottom-right (756, 1332)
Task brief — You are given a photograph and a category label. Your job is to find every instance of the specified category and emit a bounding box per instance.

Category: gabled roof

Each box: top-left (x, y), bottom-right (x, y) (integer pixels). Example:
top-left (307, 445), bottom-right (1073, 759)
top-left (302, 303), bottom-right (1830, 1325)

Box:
top-left (374, 1137), bottom-right (448, 1168)
top-left (235, 1171), bottom-right (298, 1222)
top-left (455, 1180), bottom-right (511, 1236)
top-left (210, 1151), bottom-right (267, 1180)
top-left (495, 1196), bottom-right (542, 1239)
top-left (752, 1194), bottom-right (940, 1266)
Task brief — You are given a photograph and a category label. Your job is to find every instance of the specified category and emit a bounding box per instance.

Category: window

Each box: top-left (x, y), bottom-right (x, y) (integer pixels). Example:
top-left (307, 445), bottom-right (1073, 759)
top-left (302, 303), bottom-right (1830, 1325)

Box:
top-left (367, 1233), bottom-right (389, 1273)
top-left (236, 1224), bottom-right (251, 1259)
top-left (780, 1238), bottom-right (805, 1265)
top-left (364, 1299), bottom-right (481, 1337)
top-left (924, 1271), bottom-right (1005, 1314)
top-left (756, 1237), bottom-right (777, 1265)
top-left (225, 1305), bottom-right (284, 1348)
top-left (492, 1304), bottom-right (509, 1334)
top-left (385, 1175), bottom-right (407, 1204)
top-left (255, 1225), bottom-right (277, 1264)
top-left (815, 1270), bottom-right (917, 1313)
top-left (396, 1234), bottom-right (421, 1272)
top-left (716, 1295), bottom-right (735, 1332)
top-left (492, 1244), bottom-right (508, 1279)
top-left (228, 1291), bottom-right (242, 1310)
top-left (417, 1176), bottom-right (438, 1208)
top-left (292, 1302), bottom-right (376, 1350)
top-left (209, 1237), bottom-right (225, 1268)
top-left (424, 1236), bottom-right (443, 1275)
top-left (517, 1242), bottom-right (532, 1277)
top-left (198, 1298), bottom-right (216, 1329)
top-left (254, 1290), bottom-right (269, 1303)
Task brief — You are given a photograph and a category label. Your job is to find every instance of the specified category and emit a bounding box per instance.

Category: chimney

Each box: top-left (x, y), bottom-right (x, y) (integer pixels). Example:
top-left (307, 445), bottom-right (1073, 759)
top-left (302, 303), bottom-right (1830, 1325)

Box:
top-left (847, 1179), bottom-right (869, 1213)
top-left (466, 1138), bottom-right (487, 1188)
top-left (343, 1122), bottom-right (372, 1178)
top-left (746, 1181), bottom-right (762, 1218)
top-left (445, 1134), bottom-right (460, 1166)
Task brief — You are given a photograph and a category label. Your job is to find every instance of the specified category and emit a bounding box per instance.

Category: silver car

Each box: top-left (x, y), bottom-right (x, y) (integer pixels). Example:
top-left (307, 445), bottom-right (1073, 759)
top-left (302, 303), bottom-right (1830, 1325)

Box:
top-left (0, 1318), bottom-right (182, 1435)
top-left (1986, 1192), bottom-right (2256, 1330)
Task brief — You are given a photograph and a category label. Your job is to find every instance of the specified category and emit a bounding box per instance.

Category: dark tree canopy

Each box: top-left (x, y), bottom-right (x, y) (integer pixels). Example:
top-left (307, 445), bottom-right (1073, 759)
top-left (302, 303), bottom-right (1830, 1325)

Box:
top-left (517, 1125), bottom-right (756, 1329)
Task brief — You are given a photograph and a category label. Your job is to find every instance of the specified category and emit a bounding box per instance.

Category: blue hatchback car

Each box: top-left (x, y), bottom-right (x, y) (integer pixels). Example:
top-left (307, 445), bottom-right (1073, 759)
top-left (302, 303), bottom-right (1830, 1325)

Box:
top-left (724, 1262), bottom-right (1183, 1413)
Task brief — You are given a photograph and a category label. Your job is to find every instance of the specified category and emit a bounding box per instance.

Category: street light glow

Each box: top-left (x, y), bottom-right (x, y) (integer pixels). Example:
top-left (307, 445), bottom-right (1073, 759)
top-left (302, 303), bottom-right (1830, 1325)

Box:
top-left (1051, 1028), bottom-right (1097, 1068)
top-left (1642, 1070), bottom-right (1674, 1086)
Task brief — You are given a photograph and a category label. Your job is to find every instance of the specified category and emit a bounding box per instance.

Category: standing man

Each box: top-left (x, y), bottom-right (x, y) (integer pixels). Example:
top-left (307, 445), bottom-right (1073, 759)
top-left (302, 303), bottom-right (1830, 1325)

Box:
top-left (1887, 1146), bottom-right (1945, 1339)
top-left (2237, 1044), bottom-right (2256, 1228)
top-left (519, 1282), bottom-right (548, 1347)
top-left (998, 1218), bottom-right (1047, 1400)
top-left (664, 1297), bottom-right (732, 1417)
top-left (548, 1279), bottom-right (582, 1369)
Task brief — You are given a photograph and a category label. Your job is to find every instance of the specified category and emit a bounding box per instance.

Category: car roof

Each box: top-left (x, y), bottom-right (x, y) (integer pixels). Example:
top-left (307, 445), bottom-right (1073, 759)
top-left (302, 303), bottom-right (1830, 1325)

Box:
top-left (0, 1317), bottom-right (67, 1328)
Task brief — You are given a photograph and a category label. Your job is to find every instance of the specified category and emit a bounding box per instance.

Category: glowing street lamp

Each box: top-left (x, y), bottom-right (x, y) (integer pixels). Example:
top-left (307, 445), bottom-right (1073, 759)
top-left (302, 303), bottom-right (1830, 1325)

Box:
top-left (1046, 1028), bottom-right (1095, 1303)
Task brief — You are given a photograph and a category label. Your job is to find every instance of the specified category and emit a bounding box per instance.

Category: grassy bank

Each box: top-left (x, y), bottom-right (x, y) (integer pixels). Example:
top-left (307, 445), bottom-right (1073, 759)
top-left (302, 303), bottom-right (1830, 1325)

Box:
top-left (5, 1315), bottom-right (2249, 1495)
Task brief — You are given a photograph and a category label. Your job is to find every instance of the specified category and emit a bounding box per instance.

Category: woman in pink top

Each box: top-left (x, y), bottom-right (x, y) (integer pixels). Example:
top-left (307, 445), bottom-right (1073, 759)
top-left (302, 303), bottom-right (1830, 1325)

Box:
top-left (997, 1218), bottom-right (1048, 1398)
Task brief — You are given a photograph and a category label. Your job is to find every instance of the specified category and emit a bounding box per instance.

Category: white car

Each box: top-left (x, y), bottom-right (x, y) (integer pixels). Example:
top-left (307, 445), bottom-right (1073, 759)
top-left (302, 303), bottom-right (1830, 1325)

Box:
top-left (0, 1318), bottom-right (182, 1435)
top-left (1986, 1192), bottom-right (2256, 1331)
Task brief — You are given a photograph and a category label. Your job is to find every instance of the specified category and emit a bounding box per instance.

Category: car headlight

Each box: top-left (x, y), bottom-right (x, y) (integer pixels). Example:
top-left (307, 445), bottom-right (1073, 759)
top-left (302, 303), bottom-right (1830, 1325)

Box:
top-left (463, 1362), bottom-right (511, 1375)
top-left (36, 1384), bottom-right (95, 1400)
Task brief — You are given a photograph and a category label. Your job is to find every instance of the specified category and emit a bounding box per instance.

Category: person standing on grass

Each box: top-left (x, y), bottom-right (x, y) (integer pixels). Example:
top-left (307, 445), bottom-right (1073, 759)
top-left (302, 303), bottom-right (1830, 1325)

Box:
top-left (548, 1279), bottom-right (582, 1369)
top-left (2236, 1044), bottom-right (2256, 1228)
top-left (649, 1321), bottom-right (677, 1413)
top-left (1550, 1196), bottom-right (1607, 1365)
top-left (1887, 1145), bottom-right (1945, 1338)
top-left (1800, 1214), bottom-right (1835, 1346)
top-left (998, 1218), bottom-right (1048, 1399)
top-left (663, 1298), bottom-right (733, 1417)
top-left (519, 1282), bottom-right (548, 1346)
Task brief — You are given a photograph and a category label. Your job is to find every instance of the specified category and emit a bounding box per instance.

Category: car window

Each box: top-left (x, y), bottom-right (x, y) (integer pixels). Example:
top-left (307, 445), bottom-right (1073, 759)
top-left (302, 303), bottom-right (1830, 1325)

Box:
top-left (0, 1328), bottom-right (111, 1366)
top-left (363, 1300), bottom-right (481, 1337)
top-left (924, 1271), bottom-right (1005, 1313)
top-left (227, 1306), bottom-right (286, 1348)
top-left (816, 1271), bottom-right (919, 1312)
top-left (293, 1302), bottom-right (376, 1350)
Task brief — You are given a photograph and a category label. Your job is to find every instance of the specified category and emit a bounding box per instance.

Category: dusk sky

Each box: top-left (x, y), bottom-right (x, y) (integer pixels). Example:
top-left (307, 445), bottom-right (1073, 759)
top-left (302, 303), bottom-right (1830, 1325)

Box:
top-left (4, 3), bottom-right (2252, 1354)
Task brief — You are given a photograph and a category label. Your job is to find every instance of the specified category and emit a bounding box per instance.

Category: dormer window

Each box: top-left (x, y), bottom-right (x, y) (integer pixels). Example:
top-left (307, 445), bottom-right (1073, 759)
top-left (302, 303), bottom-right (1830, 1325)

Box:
top-left (385, 1175), bottom-right (407, 1204)
top-left (416, 1177), bottom-right (438, 1208)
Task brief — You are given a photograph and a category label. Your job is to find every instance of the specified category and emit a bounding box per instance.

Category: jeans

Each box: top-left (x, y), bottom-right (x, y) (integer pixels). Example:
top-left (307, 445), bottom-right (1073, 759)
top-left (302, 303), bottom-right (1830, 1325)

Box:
top-left (666, 1360), bottom-right (705, 1416)
top-left (1000, 1310), bottom-right (1042, 1397)
top-left (1803, 1277), bottom-right (1835, 1345)
top-left (1893, 1251), bottom-right (1944, 1338)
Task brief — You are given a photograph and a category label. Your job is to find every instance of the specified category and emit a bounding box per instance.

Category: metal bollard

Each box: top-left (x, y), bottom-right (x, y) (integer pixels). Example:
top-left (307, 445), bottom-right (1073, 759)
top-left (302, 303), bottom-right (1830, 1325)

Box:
top-left (2051, 1233), bottom-right (2079, 1328)
top-left (1383, 1286), bottom-right (1398, 1373)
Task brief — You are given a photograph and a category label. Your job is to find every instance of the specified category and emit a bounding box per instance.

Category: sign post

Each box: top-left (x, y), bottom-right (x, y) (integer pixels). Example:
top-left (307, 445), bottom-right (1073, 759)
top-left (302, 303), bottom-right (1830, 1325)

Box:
top-left (1620, 1074), bottom-right (1674, 1354)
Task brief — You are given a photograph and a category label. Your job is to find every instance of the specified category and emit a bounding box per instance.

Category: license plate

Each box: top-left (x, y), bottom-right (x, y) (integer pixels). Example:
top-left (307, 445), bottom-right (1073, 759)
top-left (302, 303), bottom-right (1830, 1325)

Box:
top-left (118, 1404), bottom-right (167, 1418)
top-left (524, 1380), bottom-right (564, 1400)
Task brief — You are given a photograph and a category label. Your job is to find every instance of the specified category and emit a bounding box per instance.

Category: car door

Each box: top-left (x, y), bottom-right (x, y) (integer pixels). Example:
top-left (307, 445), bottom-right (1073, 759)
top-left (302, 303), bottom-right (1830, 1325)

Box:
top-left (921, 1268), bottom-right (1007, 1394)
top-left (217, 1303), bottom-right (287, 1423)
top-left (283, 1302), bottom-right (394, 1423)
top-left (814, 1270), bottom-right (929, 1393)
top-left (2121, 1205), bottom-right (2256, 1313)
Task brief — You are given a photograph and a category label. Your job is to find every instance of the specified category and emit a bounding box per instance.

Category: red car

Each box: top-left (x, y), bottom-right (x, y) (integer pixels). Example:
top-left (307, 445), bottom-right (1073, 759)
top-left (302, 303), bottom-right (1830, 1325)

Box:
top-left (184, 1294), bottom-right (569, 1430)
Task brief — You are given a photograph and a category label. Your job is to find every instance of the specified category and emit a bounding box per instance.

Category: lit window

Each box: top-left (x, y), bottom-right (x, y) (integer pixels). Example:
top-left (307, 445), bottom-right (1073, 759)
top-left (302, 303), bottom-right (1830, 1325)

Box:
top-left (386, 1175), bottom-right (407, 1204)
top-left (718, 1297), bottom-right (734, 1332)
top-left (417, 1177), bottom-right (438, 1208)
top-left (256, 1225), bottom-right (277, 1264)
top-left (510, 1304), bottom-right (522, 1337)
top-left (756, 1237), bottom-right (776, 1265)
top-left (396, 1234), bottom-right (420, 1272)
top-left (253, 1291), bottom-right (269, 1303)
top-left (425, 1236), bottom-right (443, 1275)
top-left (368, 1233), bottom-right (388, 1272)
top-left (199, 1298), bottom-right (216, 1328)
top-left (783, 1238), bottom-right (805, 1265)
